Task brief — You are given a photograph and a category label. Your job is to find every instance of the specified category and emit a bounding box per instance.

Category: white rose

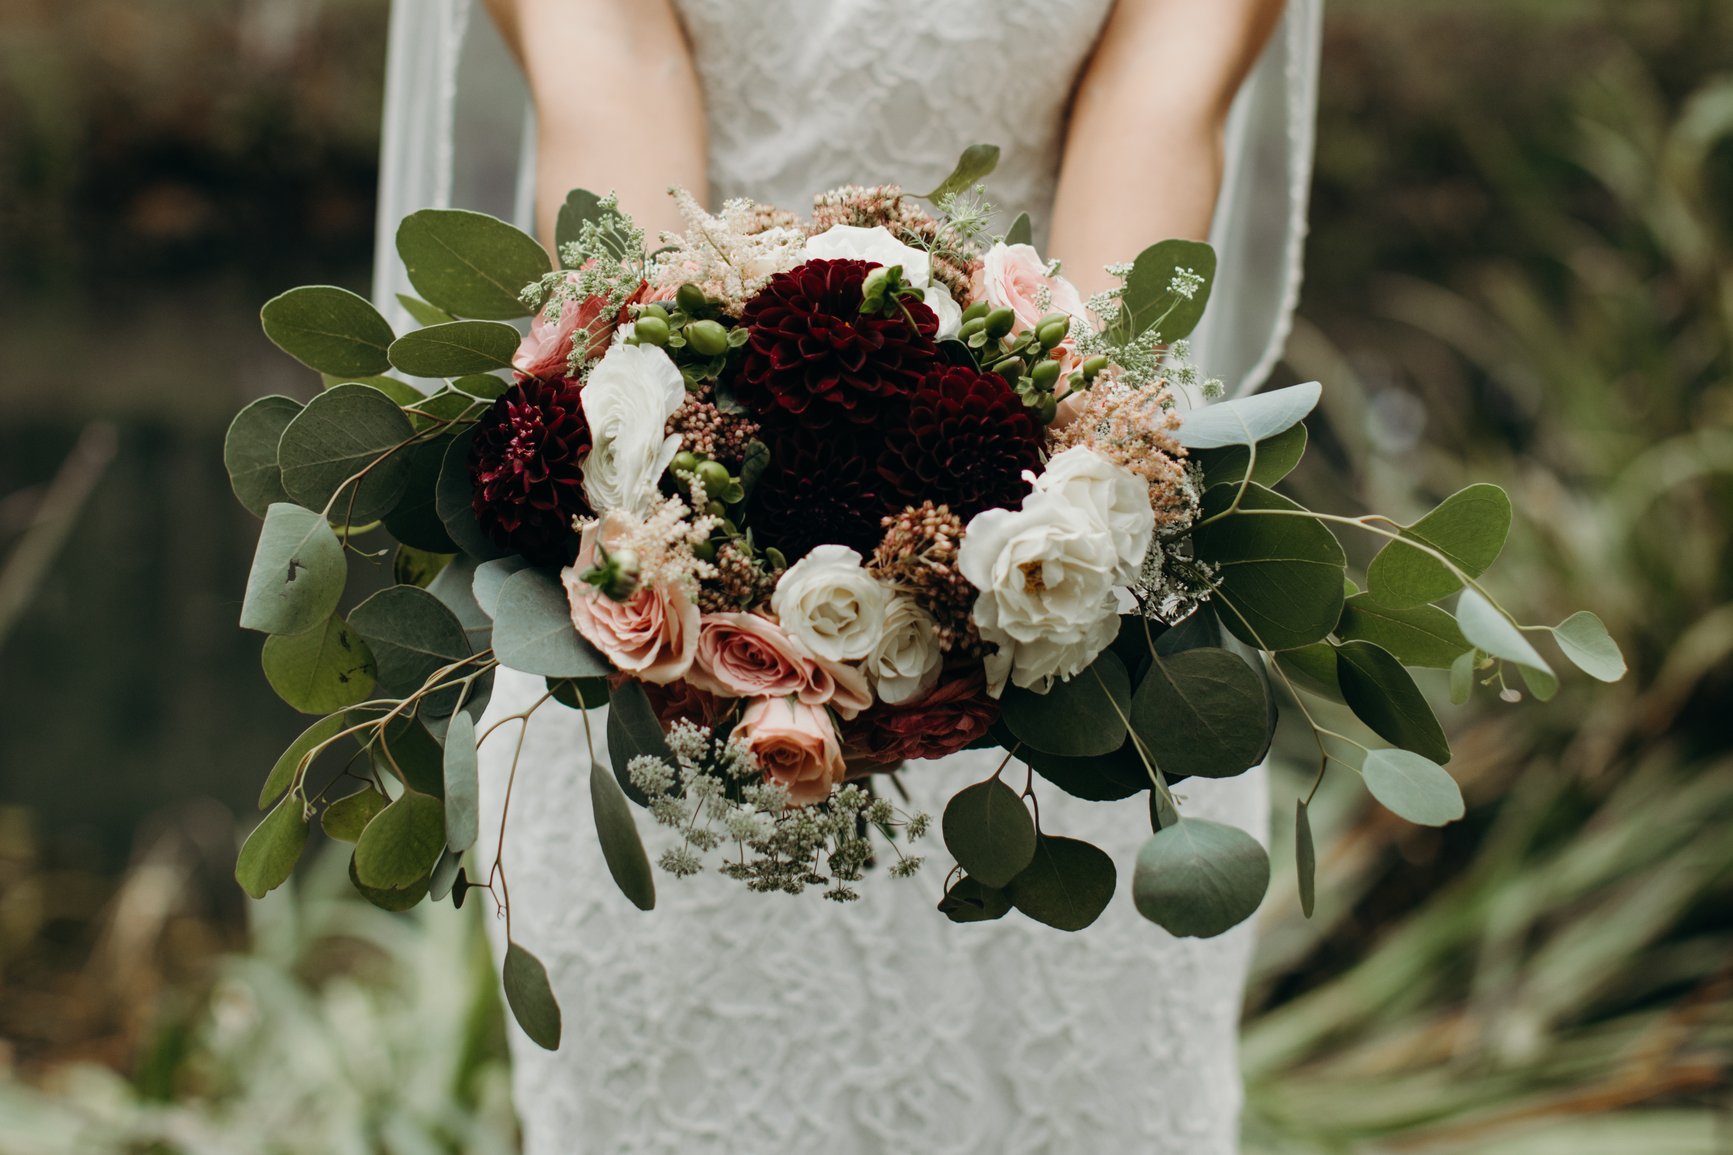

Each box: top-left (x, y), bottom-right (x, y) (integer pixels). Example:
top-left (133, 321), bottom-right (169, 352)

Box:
top-left (770, 544), bottom-right (890, 664)
top-left (867, 594), bottom-right (944, 705)
top-left (580, 343), bottom-right (687, 516)
top-left (1034, 447), bottom-right (1155, 583)
top-left (959, 490), bottom-right (1124, 695)
top-left (804, 224), bottom-right (962, 339)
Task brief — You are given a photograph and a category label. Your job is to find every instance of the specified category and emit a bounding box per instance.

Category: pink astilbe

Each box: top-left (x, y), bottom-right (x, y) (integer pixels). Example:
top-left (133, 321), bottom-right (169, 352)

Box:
top-left (810, 183), bottom-right (978, 300)
top-left (1048, 380), bottom-right (1198, 537)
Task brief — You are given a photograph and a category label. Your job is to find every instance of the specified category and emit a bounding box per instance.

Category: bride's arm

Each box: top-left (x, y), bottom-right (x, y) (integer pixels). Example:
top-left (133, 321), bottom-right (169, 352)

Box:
top-left (483, 0), bottom-right (707, 245)
top-left (1048, 0), bottom-right (1287, 297)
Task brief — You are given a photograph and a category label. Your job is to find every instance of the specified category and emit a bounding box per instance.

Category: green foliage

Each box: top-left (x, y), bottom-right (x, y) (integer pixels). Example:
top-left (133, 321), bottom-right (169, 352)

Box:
top-left (472, 555), bottom-right (532, 618)
top-left (223, 395), bottom-right (302, 517)
top-left (941, 778), bottom-right (1037, 888)
top-left (1294, 800), bottom-right (1316, 919)
top-left (937, 876), bottom-right (1014, 923)
top-left (354, 791), bottom-right (445, 891)
top-left (394, 292), bottom-right (455, 327)
top-left (555, 188), bottom-right (606, 256)
top-left (383, 437), bottom-right (461, 553)
top-left (922, 142), bottom-right (1000, 202)
top-left (349, 853), bottom-right (430, 911)
top-left (1366, 484), bottom-right (1512, 609)
top-left (1335, 594), bottom-right (1469, 669)
top-left (1456, 588), bottom-right (1554, 680)
top-left (259, 285), bottom-right (394, 377)
top-left (1192, 483), bottom-right (1347, 650)
top-left (1132, 818), bottom-right (1270, 938)
top-left (1175, 381), bottom-right (1321, 450)
top-left (442, 710), bottom-right (480, 853)
top-left (503, 942), bottom-right (562, 1050)
top-left (436, 428), bottom-right (508, 560)
top-left (1131, 647), bottom-right (1272, 779)
top-left (491, 568), bottom-right (609, 678)
top-left (607, 680), bottom-right (676, 806)
top-left (348, 584), bottom-right (472, 716)
top-left (591, 756), bottom-right (656, 911)
top-left (276, 383), bottom-right (416, 524)
top-left (239, 503), bottom-right (345, 636)
top-left (1275, 643), bottom-right (1345, 704)
top-left (1549, 610), bottom-right (1627, 682)
top-left (1196, 422), bottom-right (1309, 490)
top-left (235, 795), bottom-right (310, 899)
top-left (259, 713), bottom-right (344, 809)
top-left (395, 208), bottom-right (549, 319)
top-left (1005, 835), bottom-right (1116, 932)
top-left (388, 320), bottom-right (522, 377)
top-left (1113, 238), bottom-right (1217, 343)
top-left (1003, 211), bottom-right (1033, 246)
top-left (261, 614), bottom-right (376, 714)
top-left (1022, 741), bottom-right (1148, 801)
top-left (1334, 640), bottom-right (1451, 763)
top-left (1000, 650), bottom-right (1129, 757)
top-left (320, 787), bottom-right (387, 843)
top-left (1359, 748), bottom-right (1464, 826)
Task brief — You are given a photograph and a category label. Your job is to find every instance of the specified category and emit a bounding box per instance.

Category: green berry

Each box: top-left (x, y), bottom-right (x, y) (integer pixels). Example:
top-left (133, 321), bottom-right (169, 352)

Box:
top-left (692, 539), bottom-right (716, 562)
top-left (957, 316), bottom-right (987, 339)
top-left (634, 315), bottom-right (670, 346)
top-left (686, 318), bottom-right (729, 357)
top-left (705, 500), bottom-right (727, 518)
top-left (1081, 354), bottom-right (1110, 380)
top-left (994, 358), bottom-right (1025, 382)
top-left (1036, 318), bottom-right (1070, 349)
top-left (697, 460), bottom-right (731, 492)
top-left (675, 283), bottom-right (707, 314)
top-left (672, 450), bottom-right (700, 474)
top-left (960, 299), bottom-right (990, 325)
top-left (1031, 358), bottom-right (1062, 388)
top-left (641, 303), bottom-right (670, 322)
top-left (984, 307), bottom-right (1016, 339)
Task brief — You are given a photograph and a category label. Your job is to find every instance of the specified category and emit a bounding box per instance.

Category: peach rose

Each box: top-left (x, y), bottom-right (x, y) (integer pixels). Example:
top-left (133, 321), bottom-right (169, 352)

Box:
top-left (977, 242), bottom-right (1091, 339)
top-left (735, 697), bottom-right (847, 807)
top-left (514, 270), bottom-right (645, 380)
top-left (561, 524), bottom-right (697, 684)
top-left (688, 612), bottom-right (872, 719)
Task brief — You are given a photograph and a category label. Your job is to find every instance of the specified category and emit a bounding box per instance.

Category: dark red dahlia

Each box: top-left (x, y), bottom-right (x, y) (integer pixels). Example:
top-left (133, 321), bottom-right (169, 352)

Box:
top-left (469, 377), bottom-right (592, 564)
top-left (841, 670), bottom-right (1000, 764)
top-left (748, 419), bottom-right (899, 561)
top-left (735, 258), bottom-right (939, 428)
top-left (879, 364), bottom-right (1043, 519)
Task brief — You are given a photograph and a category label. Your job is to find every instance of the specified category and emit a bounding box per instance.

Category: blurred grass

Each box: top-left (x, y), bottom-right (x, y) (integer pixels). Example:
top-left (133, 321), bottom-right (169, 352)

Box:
top-left (0, 0), bottom-right (1730, 1151)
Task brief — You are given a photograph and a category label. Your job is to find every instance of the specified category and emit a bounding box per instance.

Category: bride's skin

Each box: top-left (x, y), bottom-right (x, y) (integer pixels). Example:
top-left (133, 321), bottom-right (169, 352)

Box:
top-left (484, 0), bottom-right (1285, 296)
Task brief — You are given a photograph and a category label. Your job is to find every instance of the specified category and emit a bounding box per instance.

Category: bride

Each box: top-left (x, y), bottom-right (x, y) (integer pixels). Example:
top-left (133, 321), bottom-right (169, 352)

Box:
top-left (373, 1), bottom-right (1321, 1151)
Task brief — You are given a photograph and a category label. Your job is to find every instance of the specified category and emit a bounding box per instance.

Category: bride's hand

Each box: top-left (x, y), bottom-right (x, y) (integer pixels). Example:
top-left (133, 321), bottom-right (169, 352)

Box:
top-left (1050, 0), bottom-right (1287, 299)
top-left (483, 0), bottom-right (707, 247)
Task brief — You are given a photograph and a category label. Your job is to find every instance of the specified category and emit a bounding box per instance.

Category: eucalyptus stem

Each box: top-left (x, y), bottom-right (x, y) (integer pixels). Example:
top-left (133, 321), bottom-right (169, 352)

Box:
top-left (1090, 664), bottom-right (1180, 816)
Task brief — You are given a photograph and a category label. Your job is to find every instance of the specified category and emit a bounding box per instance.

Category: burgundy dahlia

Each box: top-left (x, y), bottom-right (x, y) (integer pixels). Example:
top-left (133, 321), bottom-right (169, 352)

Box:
top-left (749, 420), bottom-right (899, 561)
top-left (841, 671), bottom-right (1000, 764)
top-left (735, 258), bottom-right (939, 428)
top-left (469, 377), bottom-right (592, 564)
top-left (880, 364), bottom-right (1043, 519)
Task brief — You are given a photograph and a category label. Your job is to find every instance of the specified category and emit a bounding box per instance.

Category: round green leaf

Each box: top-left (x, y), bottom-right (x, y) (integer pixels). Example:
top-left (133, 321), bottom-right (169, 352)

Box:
top-left (1113, 238), bottom-right (1218, 344)
top-left (277, 383), bottom-right (416, 525)
top-left (1191, 483), bottom-right (1346, 651)
top-left (354, 791), bottom-right (446, 890)
top-left (348, 853), bottom-right (430, 911)
top-left (239, 503), bottom-right (346, 635)
top-left (348, 584), bottom-right (472, 716)
top-left (262, 615), bottom-right (377, 714)
top-left (395, 292), bottom-right (455, 327)
top-left (235, 795), bottom-right (310, 899)
top-left (1005, 835), bottom-right (1117, 932)
top-left (1361, 748), bottom-right (1465, 826)
top-left (1449, 647), bottom-right (1479, 704)
top-left (503, 941), bottom-right (562, 1050)
top-left (591, 755), bottom-right (655, 910)
top-left (1550, 610), bottom-right (1627, 682)
top-left (443, 710), bottom-right (480, 852)
top-left (606, 679), bottom-right (674, 806)
top-left (429, 848), bottom-right (464, 902)
top-left (941, 779), bottom-right (1037, 888)
top-left (1130, 648), bottom-right (1271, 779)
top-left (1024, 742), bottom-right (1148, 801)
top-left (393, 544), bottom-right (454, 589)
top-left (452, 372), bottom-right (511, 401)
top-left (321, 374), bottom-right (423, 405)
top-left (1336, 594), bottom-right (1470, 669)
top-left (921, 142), bottom-right (1001, 202)
top-left (1295, 800), bottom-right (1316, 919)
top-left (1004, 212), bottom-right (1033, 247)
top-left (1335, 640), bottom-right (1451, 764)
top-left (473, 556), bottom-right (532, 619)
top-left (1195, 422), bottom-right (1308, 490)
top-left (258, 713), bottom-right (345, 809)
top-left (395, 208), bottom-right (549, 320)
top-left (555, 188), bottom-right (605, 256)
top-left (1367, 484), bottom-right (1512, 609)
top-left (1001, 650), bottom-right (1129, 757)
top-left (1132, 818), bottom-right (1270, 938)
top-left (493, 568), bottom-right (611, 678)
top-left (548, 676), bottom-right (611, 710)
top-left (321, 787), bottom-right (388, 843)
top-left (937, 876), bottom-right (1013, 923)
top-left (1274, 642), bottom-right (1345, 704)
top-left (382, 437), bottom-right (460, 553)
top-left (387, 320), bottom-right (523, 377)
top-left (365, 712), bottom-right (447, 797)
top-left (1174, 381), bottom-right (1320, 450)
top-left (224, 396), bottom-right (301, 518)
top-left (259, 285), bottom-right (394, 377)
top-left (436, 428), bottom-right (508, 561)
top-left (1456, 588), bottom-right (1554, 677)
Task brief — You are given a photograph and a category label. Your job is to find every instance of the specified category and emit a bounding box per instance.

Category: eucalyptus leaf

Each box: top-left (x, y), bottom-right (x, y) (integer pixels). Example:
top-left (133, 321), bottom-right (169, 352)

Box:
top-left (1001, 650), bottom-right (1129, 757)
top-left (1296, 800), bottom-right (1316, 919)
top-left (1550, 610), bottom-right (1627, 682)
top-left (1004, 211), bottom-right (1033, 246)
top-left (261, 615), bottom-right (376, 714)
top-left (383, 437), bottom-right (460, 553)
top-left (234, 796), bottom-right (309, 900)
top-left (1456, 588), bottom-right (1553, 676)
top-left (223, 396), bottom-right (301, 517)
top-left (388, 320), bottom-right (522, 377)
top-left (348, 854), bottom-right (430, 911)
top-left (591, 756), bottom-right (656, 910)
top-left (1274, 643), bottom-right (1345, 704)
top-left (363, 712), bottom-right (446, 797)
top-left (1335, 640), bottom-right (1452, 764)
top-left (607, 680), bottom-right (674, 806)
top-left (938, 876), bottom-right (1013, 923)
top-left (503, 941), bottom-right (562, 1050)
top-left (348, 584), bottom-right (473, 715)
top-left (396, 208), bottom-right (549, 320)
top-left (1023, 742), bottom-right (1148, 802)
top-left (1191, 483), bottom-right (1346, 651)
top-left (1174, 381), bottom-right (1322, 450)
top-left (1130, 648), bottom-right (1270, 779)
top-left (395, 292), bottom-right (455, 327)
top-left (452, 372), bottom-right (511, 400)
top-left (547, 676), bottom-right (611, 710)
top-left (941, 779), bottom-right (1037, 888)
top-left (1361, 748), bottom-right (1465, 826)
top-left (922, 143), bottom-right (1000, 202)
top-left (442, 710), bottom-right (480, 852)
top-left (239, 503), bottom-right (346, 635)
top-left (436, 428), bottom-right (508, 561)
top-left (1005, 835), bottom-right (1116, 932)
top-left (1450, 648), bottom-right (1478, 704)
top-left (1337, 594), bottom-right (1470, 669)
top-left (321, 787), bottom-right (388, 843)
top-left (276, 383), bottom-right (416, 525)
top-left (321, 374), bottom-right (424, 405)
top-left (353, 791), bottom-right (446, 890)
top-left (1114, 239), bottom-right (1217, 343)
top-left (259, 713), bottom-right (345, 809)
top-left (493, 568), bottom-right (610, 678)
top-left (1196, 422), bottom-right (1308, 490)
top-left (1367, 484), bottom-right (1512, 609)
top-left (555, 188), bottom-right (606, 257)
top-left (259, 285), bottom-right (394, 377)
top-left (1131, 818), bottom-right (1270, 938)
top-left (393, 544), bottom-right (454, 589)
top-left (1519, 662), bottom-right (1559, 701)
top-left (473, 556), bottom-right (533, 619)
top-left (429, 848), bottom-right (464, 901)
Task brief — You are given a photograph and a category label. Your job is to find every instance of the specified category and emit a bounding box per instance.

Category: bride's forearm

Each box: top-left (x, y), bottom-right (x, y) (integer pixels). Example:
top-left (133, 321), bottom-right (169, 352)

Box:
top-left (1049, 0), bottom-right (1286, 298)
top-left (484, 0), bottom-right (707, 247)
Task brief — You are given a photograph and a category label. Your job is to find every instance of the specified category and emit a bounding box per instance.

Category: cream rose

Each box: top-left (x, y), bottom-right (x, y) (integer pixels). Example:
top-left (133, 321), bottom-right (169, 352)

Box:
top-left (579, 343), bottom-right (686, 516)
top-left (735, 696), bottom-right (847, 807)
top-left (865, 594), bottom-right (944, 706)
top-left (804, 224), bottom-right (961, 338)
top-left (1034, 447), bottom-right (1156, 582)
top-left (958, 488), bottom-right (1125, 694)
top-left (979, 242), bottom-right (1090, 337)
top-left (769, 545), bottom-right (889, 664)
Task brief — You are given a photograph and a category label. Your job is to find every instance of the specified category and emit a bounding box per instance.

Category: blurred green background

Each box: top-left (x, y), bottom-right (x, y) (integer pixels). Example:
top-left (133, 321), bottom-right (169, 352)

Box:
top-left (1, 0), bottom-right (1729, 1151)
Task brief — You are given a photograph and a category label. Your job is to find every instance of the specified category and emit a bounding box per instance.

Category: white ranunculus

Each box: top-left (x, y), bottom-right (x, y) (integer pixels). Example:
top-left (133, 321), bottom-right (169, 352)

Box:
top-left (580, 343), bottom-right (687, 516)
top-left (959, 489), bottom-right (1125, 695)
top-left (770, 544), bottom-right (890, 664)
top-left (867, 594), bottom-right (944, 705)
top-left (1034, 446), bottom-right (1156, 583)
top-left (803, 224), bottom-right (962, 339)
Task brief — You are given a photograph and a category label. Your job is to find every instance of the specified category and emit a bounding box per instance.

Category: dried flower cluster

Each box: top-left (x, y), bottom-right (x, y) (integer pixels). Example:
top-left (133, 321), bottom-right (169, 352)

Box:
top-left (666, 389), bottom-right (762, 467)
top-left (870, 502), bottom-right (980, 654)
top-left (810, 183), bottom-right (978, 299)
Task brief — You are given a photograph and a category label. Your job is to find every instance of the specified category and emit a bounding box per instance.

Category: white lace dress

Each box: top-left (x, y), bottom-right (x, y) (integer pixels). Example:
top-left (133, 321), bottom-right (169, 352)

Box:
top-left (373, 2), bottom-right (1324, 1151)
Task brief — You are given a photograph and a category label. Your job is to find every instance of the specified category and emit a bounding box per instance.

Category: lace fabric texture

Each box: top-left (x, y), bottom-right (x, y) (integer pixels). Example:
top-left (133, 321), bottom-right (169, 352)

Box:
top-left (370, 0), bottom-right (1325, 1149)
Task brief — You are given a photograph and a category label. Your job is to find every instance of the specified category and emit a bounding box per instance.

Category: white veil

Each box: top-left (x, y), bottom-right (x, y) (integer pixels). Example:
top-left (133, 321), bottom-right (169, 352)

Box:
top-left (370, 0), bottom-right (1323, 399)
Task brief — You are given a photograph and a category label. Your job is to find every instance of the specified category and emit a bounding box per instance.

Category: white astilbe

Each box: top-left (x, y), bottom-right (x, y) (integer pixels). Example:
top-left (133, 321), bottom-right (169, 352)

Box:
top-left (581, 495), bottom-right (720, 596)
top-left (648, 190), bottom-right (807, 315)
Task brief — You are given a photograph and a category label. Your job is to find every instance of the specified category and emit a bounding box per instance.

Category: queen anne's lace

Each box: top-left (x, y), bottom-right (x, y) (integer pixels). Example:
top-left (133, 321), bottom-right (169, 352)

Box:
top-left (480, 2), bottom-right (1276, 1151)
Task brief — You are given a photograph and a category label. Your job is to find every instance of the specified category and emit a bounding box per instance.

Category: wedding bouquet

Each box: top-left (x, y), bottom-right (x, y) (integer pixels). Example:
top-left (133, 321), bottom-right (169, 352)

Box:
top-left (226, 145), bottom-right (1624, 1048)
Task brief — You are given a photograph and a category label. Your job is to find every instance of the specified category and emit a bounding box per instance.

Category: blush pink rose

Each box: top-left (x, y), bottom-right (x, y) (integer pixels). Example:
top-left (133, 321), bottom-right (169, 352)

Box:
top-left (688, 612), bottom-right (872, 719)
top-left (977, 242), bottom-right (1091, 339)
top-left (514, 271), bottom-right (646, 380)
top-left (735, 697), bottom-right (847, 807)
top-left (561, 525), bottom-right (697, 684)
